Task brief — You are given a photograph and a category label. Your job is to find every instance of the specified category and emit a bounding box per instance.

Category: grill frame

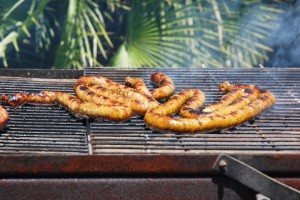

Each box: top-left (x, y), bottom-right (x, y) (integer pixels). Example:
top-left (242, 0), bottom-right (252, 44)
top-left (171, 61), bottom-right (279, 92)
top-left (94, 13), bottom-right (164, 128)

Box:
top-left (0, 68), bottom-right (299, 174)
top-left (0, 68), bottom-right (300, 199)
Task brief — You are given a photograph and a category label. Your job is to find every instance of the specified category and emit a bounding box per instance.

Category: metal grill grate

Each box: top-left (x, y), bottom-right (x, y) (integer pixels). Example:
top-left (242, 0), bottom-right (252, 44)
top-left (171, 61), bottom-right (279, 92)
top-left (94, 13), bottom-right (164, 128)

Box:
top-left (0, 77), bottom-right (88, 154)
top-left (84, 68), bottom-right (300, 154)
top-left (0, 68), bottom-right (299, 155)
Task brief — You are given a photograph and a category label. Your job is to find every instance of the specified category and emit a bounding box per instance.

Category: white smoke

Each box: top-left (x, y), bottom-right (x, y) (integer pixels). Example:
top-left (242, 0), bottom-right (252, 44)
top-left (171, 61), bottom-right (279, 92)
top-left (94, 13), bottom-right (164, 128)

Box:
top-left (269, 0), bottom-right (300, 67)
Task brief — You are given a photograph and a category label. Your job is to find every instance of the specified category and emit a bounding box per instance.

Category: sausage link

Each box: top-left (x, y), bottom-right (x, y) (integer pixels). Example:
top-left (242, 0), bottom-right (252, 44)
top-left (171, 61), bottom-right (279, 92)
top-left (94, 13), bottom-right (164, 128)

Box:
top-left (3, 91), bottom-right (132, 122)
top-left (144, 82), bottom-right (275, 134)
top-left (83, 85), bottom-right (151, 116)
top-left (219, 81), bottom-right (258, 92)
top-left (2, 91), bottom-right (57, 107)
top-left (55, 92), bottom-right (132, 122)
top-left (75, 76), bottom-right (159, 115)
top-left (148, 89), bottom-right (204, 117)
top-left (125, 76), bottom-right (154, 100)
top-left (203, 89), bottom-right (245, 113)
top-left (150, 73), bottom-right (175, 100)
top-left (179, 90), bottom-right (206, 118)
top-left (74, 83), bottom-right (128, 107)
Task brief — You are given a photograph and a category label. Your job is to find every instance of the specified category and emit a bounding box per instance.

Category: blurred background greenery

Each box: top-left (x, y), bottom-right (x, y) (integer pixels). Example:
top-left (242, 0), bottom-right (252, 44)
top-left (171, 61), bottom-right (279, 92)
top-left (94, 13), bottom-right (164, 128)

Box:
top-left (0, 0), bottom-right (297, 69)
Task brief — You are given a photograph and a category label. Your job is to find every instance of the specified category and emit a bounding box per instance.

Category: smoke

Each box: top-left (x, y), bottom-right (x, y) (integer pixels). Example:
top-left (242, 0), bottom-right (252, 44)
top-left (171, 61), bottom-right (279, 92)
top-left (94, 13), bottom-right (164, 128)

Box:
top-left (269, 0), bottom-right (300, 68)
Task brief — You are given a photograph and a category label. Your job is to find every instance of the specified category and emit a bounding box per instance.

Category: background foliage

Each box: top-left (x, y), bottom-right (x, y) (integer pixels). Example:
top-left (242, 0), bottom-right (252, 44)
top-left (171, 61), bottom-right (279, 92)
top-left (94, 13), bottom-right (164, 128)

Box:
top-left (0, 0), bottom-right (295, 69)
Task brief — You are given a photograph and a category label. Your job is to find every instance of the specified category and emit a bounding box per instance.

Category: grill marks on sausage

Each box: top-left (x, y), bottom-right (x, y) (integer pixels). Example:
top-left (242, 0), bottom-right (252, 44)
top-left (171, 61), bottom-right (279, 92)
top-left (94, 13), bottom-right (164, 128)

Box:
top-left (74, 76), bottom-right (159, 116)
top-left (79, 86), bottom-right (89, 91)
top-left (125, 77), bottom-right (154, 100)
top-left (3, 91), bottom-right (132, 122)
top-left (75, 81), bottom-right (127, 109)
top-left (125, 72), bottom-right (175, 100)
top-left (150, 73), bottom-right (175, 100)
top-left (125, 73), bottom-right (175, 101)
top-left (1, 74), bottom-right (164, 124)
top-left (203, 89), bottom-right (245, 113)
top-left (144, 81), bottom-right (275, 134)
top-left (179, 90), bottom-right (206, 118)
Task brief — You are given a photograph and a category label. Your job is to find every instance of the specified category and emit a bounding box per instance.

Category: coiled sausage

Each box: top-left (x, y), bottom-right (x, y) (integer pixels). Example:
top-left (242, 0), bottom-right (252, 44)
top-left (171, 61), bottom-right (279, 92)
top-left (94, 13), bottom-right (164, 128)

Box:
top-left (144, 81), bottom-right (275, 134)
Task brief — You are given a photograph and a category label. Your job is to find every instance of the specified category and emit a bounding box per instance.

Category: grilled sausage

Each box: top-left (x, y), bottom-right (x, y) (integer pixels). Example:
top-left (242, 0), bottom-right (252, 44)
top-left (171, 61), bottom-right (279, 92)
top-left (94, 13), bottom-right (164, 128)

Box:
top-left (125, 73), bottom-right (175, 101)
top-left (2, 91), bottom-right (57, 106)
top-left (2, 91), bottom-right (132, 122)
top-left (144, 82), bottom-right (275, 134)
top-left (125, 76), bottom-right (155, 100)
top-left (178, 90), bottom-right (206, 118)
top-left (202, 89), bottom-right (245, 113)
top-left (74, 84), bottom-right (128, 107)
top-left (203, 81), bottom-right (264, 113)
top-left (0, 103), bottom-right (9, 130)
top-left (146, 89), bottom-right (204, 117)
top-left (219, 81), bottom-right (259, 92)
top-left (202, 88), bottom-right (260, 117)
top-left (150, 73), bottom-right (175, 100)
top-left (75, 76), bottom-right (159, 115)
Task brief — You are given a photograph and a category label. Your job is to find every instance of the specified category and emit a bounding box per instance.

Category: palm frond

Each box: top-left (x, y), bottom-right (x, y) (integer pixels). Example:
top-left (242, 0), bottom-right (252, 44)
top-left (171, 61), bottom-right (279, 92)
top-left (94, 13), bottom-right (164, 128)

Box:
top-left (0, 0), bottom-right (294, 69)
top-left (0, 0), bottom-right (51, 67)
top-left (111, 0), bottom-right (289, 68)
top-left (53, 0), bottom-right (114, 69)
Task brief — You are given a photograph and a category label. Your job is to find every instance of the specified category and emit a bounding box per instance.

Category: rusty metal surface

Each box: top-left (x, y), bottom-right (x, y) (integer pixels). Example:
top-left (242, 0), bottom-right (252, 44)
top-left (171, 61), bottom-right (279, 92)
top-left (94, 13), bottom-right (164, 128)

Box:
top-left (0, 177), bottom-right (299, 200)
top-left (0, 154), bottom-right (299, 176)
top-left (0, 177), bottom-right (259, 200)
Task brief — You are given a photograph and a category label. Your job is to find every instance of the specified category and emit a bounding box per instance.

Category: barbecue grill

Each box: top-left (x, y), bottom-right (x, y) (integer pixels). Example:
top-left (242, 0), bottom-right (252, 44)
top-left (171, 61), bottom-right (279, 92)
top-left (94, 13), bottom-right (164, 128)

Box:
top-left (0, 67), bottom-right (299, 199)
